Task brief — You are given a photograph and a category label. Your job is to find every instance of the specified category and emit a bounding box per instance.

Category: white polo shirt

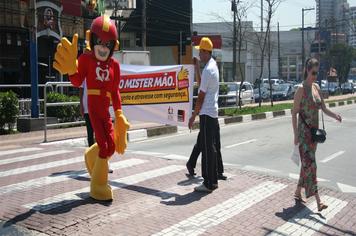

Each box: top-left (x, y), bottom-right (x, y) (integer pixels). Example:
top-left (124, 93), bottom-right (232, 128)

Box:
top-left (199, 57), bottom-right (219, 118)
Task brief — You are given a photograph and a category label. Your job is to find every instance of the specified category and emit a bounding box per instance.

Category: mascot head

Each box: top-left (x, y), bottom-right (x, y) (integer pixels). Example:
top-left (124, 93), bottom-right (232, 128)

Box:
top-left (90, 15), bottom-right (118, 61)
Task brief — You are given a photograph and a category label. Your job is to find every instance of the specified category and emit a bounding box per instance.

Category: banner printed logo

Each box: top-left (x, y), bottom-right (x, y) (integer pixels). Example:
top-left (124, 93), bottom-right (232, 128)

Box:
top-left (120, 68), bottom-right (190, 105)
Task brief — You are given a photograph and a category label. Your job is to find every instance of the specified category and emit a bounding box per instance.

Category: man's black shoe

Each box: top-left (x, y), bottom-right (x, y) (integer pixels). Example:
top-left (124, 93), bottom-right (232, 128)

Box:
top-left (218, 174), bottom-right (227, 180)
top-left (186, 163), bottom-right (196, 176)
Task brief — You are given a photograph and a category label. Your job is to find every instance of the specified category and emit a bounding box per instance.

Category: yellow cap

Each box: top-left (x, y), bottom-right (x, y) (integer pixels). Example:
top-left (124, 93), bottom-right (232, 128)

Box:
top-left (194, 37), bottom-right (213, 51)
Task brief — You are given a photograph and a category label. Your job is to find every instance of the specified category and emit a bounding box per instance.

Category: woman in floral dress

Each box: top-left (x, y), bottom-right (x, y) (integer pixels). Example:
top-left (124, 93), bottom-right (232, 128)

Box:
top-left (292, 58), bottom-right (342, 211)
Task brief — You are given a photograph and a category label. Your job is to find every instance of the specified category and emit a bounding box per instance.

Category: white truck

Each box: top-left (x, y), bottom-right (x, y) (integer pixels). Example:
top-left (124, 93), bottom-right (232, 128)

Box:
top-left (113, 50), bottom-right (150, 66)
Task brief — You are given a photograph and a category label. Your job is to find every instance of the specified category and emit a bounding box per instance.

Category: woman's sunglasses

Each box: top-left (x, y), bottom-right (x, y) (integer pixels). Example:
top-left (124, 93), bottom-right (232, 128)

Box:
top-left (312, 71), bottom-right (318, 76)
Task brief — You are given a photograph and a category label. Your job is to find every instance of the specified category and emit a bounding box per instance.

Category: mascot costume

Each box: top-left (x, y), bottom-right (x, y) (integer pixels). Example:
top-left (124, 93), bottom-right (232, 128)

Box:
top-left (53, 15), bottom-right (130, 201)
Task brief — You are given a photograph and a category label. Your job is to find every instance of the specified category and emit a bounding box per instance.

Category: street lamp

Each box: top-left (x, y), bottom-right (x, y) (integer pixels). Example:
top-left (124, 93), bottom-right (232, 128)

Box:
top-left (302, 7), bottom-right (315, 78)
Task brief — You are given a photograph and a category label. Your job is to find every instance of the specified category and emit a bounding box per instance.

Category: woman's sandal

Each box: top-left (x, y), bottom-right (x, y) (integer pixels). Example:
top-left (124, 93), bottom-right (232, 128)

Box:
top-left (318, 203), bottom-right (328, 212)
top-left (294, 194), bottom-right (307, 203)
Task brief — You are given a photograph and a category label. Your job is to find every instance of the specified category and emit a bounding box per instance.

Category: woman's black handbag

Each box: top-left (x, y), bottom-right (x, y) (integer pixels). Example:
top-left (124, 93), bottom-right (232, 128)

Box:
top-left (300, 112), bottom-right (326, 143)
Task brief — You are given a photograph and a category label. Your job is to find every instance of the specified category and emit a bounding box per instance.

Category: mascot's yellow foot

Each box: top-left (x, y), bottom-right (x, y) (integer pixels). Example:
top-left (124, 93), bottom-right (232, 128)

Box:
top-left (85, 143), bottom-right (99, 176)
top-left (90, 157), bottom-right (113, 201)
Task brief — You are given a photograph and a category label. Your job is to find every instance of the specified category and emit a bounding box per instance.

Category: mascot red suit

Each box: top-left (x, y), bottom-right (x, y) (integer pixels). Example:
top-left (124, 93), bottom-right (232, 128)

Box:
top-left (53, 15), bottom-right (130, 201)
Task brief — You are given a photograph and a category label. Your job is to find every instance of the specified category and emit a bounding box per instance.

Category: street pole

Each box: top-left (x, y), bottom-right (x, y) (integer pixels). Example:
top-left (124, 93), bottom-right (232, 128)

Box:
top-left (232, 0), bottom-right (237, 81)
top-left (302, 7), bottom-right (314, 81)
top-left (278, 22), bottom-right (281, 80)
top-left (179, 31), bottom-right (182, 64)
top-left (318, 0), bottom-right (322, 84)
top-left (142, 0), bottom-right (146, 50)
top-left (261, 0), bottom-right (263, 33)
top-left (30, 0), bottom-right (39, 118)
top-left (302, 8), bottom-right (305, 74)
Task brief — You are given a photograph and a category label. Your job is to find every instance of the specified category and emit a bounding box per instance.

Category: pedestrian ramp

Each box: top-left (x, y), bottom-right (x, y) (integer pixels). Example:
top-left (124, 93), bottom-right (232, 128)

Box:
top-left (0, 145), bottom-right (352, 236)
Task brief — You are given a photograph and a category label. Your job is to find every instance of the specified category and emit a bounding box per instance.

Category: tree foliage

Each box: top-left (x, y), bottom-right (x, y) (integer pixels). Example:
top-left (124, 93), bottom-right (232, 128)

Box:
top-left (327, 43), bottom-right (355, 83)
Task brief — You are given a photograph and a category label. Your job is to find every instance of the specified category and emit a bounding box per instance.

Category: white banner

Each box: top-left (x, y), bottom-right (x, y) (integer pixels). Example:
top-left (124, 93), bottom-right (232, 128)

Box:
top-left (119, 64), bottom-right (194, 127)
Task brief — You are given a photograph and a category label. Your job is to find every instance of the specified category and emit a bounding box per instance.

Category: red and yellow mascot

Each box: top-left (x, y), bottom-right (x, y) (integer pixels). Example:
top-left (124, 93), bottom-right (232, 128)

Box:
top-left (53, 15), bottom-right (130, 201)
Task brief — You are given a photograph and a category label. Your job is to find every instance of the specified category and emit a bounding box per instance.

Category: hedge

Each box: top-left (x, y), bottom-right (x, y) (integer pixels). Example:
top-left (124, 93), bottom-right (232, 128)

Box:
top-left (0, 91), bottom-right (19, 133)
top-left (46, 92), bottom-right (81, 122)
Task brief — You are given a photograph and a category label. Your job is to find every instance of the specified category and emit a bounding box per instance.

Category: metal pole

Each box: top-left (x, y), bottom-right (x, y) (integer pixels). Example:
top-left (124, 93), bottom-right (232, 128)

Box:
top-left (232, 0), bottom-right (237, 81)
top-left (44, 83), bottom-right (47, 142)
top-left (142, 0), bottom-right (146, 50)
top-left (302, 8), bottom-right (305, 74)
top-left (318, 0), bottom-right (322, 84)
top-left (278, 22), bottom-right (281, 80)
top-left (261, 0), bottom-right (263, 32)
top-left (179, 31), bottom-right (182, 64)
top-left (30, 0), bottom-right (39, 118)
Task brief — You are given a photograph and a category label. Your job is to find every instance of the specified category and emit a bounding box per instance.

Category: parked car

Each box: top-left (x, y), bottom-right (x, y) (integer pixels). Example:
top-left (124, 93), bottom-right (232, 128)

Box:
top-left (325, 82), bottom-right (341, 95)
top-left (271, 83), bottom-right (294, 101)
top-left (341, 82), bottom-right (355, 94)
top-left (254, 87), bottom-right (269, 102)
top-left (226, 82), bottom-right (254, 106)
top-left (262, 78), bottom-right (284, 88)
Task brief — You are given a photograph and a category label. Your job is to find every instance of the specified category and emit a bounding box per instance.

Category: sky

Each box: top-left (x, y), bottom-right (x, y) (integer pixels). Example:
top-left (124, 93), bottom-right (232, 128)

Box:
top-left (193, 0), bottom-right (356, 31)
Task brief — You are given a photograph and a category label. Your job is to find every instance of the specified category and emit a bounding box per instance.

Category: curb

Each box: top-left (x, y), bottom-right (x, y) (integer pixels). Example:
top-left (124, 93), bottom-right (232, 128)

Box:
top-left (132, 98), bottom-right (356, 140)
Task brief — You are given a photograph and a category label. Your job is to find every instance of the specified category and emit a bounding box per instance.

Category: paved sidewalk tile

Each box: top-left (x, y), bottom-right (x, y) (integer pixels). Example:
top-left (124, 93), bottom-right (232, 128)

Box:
top-left (0, 143), bottom-right (356, 236)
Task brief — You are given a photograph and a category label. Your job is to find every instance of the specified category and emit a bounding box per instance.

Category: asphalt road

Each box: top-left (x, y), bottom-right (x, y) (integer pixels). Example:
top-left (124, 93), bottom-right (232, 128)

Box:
top-left (128, 104), bottom-right (356, 194)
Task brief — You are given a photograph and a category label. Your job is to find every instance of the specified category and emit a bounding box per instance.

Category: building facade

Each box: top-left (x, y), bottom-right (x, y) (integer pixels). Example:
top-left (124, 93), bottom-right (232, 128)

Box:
top-left (316, 0), bottom-right (349, 44)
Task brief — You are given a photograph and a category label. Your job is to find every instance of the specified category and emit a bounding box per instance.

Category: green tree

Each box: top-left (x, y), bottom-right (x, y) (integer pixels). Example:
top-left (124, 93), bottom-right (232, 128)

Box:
top-left (327, 43), bottom-right (355, 84)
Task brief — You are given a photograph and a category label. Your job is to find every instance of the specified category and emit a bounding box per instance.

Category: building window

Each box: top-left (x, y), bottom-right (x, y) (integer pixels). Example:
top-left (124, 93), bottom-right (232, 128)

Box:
top-left (6, 33), bottom-right (11, 45)
top-left (17, 34), bottom-right (22, 46)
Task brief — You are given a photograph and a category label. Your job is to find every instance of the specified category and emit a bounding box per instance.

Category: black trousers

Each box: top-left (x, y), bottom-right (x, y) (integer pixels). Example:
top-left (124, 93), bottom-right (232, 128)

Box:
top-left (187, 122), bottom-right (224, 174)
top-left (84, 113), bottom-right (95, 147)
top-left (195, 115), bottom-right (218, 189)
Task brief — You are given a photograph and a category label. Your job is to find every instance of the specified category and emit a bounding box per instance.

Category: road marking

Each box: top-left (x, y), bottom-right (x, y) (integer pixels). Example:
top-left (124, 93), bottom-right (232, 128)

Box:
top-left (288, 173), bottom-right (330, 182)
top-left (40, 138), bottom-right (86, 146)
top-left (0, 150), bottom-right (73, 166)
top-left (0, 145), bottom-right (19, 151)
top-left (337, 183), bottom-right (356, 193)
top-left (0, 147), bottom-right (42, 157)
top-left (0, 156), bottom-right (84, 178)
top-left (153, 181), bottom-right (287, 236)
top-left (242, 165), bottom-right (280, 173)
top-left (224, 139), bottom-right (257, 149)
top-left (23, 165), bottom-right (185, 211)
top-left (268, 196), bottom-right (347, 236)
top-left (0, 159), bottom-right (147, 195)
top-left (132, 151), bottom-right (167, 157)
top-left (320, 151), bottom-right (345, 163)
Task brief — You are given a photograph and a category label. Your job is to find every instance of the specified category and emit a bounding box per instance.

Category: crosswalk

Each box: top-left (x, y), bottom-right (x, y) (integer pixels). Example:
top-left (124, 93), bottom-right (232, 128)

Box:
top-left (0, 145), bottom-right (352, 235)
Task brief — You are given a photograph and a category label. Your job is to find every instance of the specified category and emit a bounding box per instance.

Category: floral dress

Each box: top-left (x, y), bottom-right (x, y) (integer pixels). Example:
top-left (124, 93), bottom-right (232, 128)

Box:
top-left (297, 82), bottom-right (321, 198)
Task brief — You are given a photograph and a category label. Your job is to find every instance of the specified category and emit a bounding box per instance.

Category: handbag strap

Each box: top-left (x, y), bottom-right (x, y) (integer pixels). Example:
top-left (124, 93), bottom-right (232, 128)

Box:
top-left (300, 111), bottom-right (325, 130)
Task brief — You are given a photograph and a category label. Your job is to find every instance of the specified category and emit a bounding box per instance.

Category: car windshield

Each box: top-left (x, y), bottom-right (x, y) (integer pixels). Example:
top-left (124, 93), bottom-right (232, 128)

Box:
top-left (228, 84), bottom-right (240, 92)
top-left (274, 84), bottom-right (289, 92)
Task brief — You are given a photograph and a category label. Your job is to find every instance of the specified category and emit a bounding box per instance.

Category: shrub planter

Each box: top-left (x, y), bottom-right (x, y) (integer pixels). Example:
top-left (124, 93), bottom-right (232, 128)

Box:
top-left (224, 116), bottom-right (243, 124)
top-left (273, 110), bottom-right (286, 117)
top-left (146, 125), bottom-right (177, 137)
top-left (338, 101), bottom-right (345, 106)
top-left (329, 103), bottom-right (336, 107)
top-left (347, 100), bottom-right (353, 105)
top-left (17, 117), bottom-right (58, 132)
top-left (251, 113), bottom-right (266, 120)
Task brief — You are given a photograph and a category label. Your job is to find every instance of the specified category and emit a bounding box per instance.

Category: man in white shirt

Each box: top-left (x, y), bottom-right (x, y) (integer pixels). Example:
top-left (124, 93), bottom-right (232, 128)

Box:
top-left (188, 37), bottom-right (220, 192)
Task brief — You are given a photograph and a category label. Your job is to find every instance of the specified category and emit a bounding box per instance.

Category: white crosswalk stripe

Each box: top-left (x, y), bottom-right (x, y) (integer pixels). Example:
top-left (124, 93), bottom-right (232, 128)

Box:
top-left (268, 196), bottom-right (348, 236)
top-left (153, 181), bottom-right (287, 236)
top-left (23, 165), bottom-right (185, 211)
top-left (0, 158), bottom-right (147, 195)
top-left (0, 150), bottom-right (73, 165)
top-left (0, 156), bottom-right (84, 178)
top-left (0, 147), bottom-right (42, 157)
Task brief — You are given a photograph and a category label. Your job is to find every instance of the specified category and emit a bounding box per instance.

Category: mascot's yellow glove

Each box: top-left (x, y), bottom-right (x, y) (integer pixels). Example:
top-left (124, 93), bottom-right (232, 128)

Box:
top-left (114, 109), bottom-right (130, 154)
top-left (53, 34), bottom-right (78, 75)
